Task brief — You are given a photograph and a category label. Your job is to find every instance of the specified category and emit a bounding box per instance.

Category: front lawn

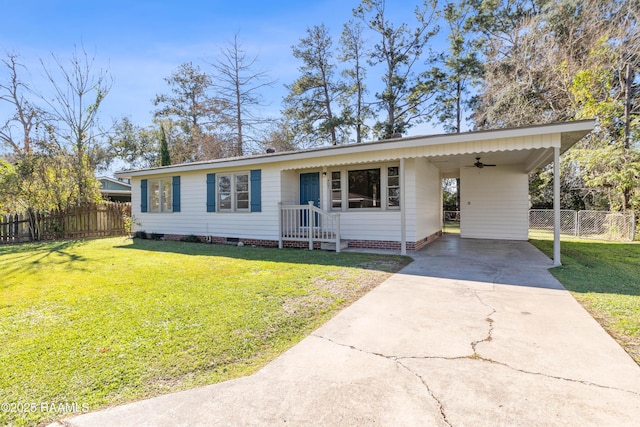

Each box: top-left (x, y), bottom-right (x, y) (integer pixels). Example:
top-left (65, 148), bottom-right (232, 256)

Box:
top-left (530, 238), bottom-right (640, 365)
top-left (0, 237), bottom-right (410, 427)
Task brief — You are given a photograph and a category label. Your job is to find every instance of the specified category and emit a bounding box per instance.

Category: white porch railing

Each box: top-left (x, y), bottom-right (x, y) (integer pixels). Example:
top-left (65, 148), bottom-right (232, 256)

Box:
top-left (278, 202), bottom-right (342, 252)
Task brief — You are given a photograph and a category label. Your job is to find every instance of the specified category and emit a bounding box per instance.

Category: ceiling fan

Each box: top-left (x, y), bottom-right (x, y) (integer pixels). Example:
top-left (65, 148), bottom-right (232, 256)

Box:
top-left (467, 156), bottom-right (496, 169)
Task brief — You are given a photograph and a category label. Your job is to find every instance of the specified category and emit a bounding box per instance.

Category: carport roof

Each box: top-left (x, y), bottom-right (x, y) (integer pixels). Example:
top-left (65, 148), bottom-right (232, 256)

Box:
top-left (116, 120), bottom-right (595, 178)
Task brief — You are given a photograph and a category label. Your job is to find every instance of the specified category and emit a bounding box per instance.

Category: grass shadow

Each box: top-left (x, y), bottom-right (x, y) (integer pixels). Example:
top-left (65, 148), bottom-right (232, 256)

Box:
top-left (0, 240), bottom-right (88, 282)
top-left (114, 238), bottom-right (412, 273)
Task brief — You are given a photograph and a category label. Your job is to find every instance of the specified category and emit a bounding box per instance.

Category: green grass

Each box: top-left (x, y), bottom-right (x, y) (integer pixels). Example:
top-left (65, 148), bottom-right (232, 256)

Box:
top-left (530, 238), bottom-right (640, 365)
top-left (0, 237), bottom-right (410, 427)
top-left (442, 220), bottom-right (460, 234)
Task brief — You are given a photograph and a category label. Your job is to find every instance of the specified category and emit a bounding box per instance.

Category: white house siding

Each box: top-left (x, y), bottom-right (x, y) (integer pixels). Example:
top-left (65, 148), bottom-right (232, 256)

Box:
top-left (280, 169), bottom-right (298, 206)
top-left (460, 165), bottom-right (529, 240)
top-left (131, 161), bottom-right (407, 244)
top-left (132, 166), bottom-right (283, 241)
top-left (339, 211), bottom-right (402, 242)
top-left (410, 157), bottom-right (442, 241)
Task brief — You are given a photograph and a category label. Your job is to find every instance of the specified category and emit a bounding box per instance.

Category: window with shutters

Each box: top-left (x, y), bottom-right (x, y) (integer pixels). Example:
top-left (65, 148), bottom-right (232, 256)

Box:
top-left (218, 172), bottom-right (250, 212)
top-left (148, 178), bottom-right (173, 212)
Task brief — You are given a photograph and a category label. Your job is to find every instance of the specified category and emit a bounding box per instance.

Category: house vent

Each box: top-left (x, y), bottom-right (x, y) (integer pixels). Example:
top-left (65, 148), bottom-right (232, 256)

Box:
top-left (390, 132), bottom-right (403, 139)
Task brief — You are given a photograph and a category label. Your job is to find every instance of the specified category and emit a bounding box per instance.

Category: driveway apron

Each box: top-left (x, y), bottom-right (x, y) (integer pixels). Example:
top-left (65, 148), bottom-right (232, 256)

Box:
top-left (55, 235), bottom-right (640, 427)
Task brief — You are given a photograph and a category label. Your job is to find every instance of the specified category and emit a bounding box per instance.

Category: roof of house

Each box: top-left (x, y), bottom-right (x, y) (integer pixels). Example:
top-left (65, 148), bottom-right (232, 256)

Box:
top-left (116, 120), bottom-right (595, 179)
top-left (98, 176), bottom-right (132, 191)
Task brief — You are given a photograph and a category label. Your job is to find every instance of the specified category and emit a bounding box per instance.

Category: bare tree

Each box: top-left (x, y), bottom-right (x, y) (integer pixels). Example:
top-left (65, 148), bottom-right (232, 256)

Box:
top-left (40, 46), bottom-right (112, 203)
top-left (0, 53), bottom-right (41, 156)
top-left (209, 33), bottom-right (275, 157)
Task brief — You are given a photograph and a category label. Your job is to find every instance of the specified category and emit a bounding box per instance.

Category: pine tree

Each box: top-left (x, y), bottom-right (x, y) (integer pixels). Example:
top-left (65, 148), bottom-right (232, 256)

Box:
top-left (159, 125), bottom-right (171, 166)
top-left (283, 24), bottom-right (346, 147)
top-left (354, 0), bottom-right (439, 139)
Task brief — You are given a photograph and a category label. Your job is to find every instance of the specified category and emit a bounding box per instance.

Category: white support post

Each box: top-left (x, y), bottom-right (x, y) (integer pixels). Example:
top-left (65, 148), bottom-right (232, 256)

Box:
top-left (400, 158), bottom-right (407, 255)
top-left (335, 213), bottom-right (341, 253)
top-left (553, 147), bottom-right (561, 267)
top-left (308, 201), bottom-right (314, 251)
top-left (278, 202), bottom-right (283, 249)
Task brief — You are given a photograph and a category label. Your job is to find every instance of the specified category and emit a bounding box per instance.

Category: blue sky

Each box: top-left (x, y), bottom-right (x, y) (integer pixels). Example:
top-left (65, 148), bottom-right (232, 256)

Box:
top-left (1, 1), bottom-right (443, 135)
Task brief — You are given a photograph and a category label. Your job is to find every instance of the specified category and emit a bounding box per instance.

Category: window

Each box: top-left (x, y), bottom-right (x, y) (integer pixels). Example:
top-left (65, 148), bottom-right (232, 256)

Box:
top-left (331, 171), bottom-right (342, 209)
top-left (329, 164), bottom-right (399, 211)
top-left (148, 178), bottom-right (173, 212)
top-left (348, 168), bottom-right (381, 208)
top-left (218, 172), bottom-right (250, 212)
top-left (387, 166), bottom-right (400, 208)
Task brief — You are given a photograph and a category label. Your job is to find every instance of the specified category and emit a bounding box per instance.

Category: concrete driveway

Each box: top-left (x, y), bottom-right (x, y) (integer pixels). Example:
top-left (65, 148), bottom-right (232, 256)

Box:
top-left (54, 236), bottom-right (640, 426)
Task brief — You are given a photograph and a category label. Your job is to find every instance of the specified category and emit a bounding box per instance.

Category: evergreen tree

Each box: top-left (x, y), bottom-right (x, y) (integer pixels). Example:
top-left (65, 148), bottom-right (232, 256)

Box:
top-left (354, 0), bottom-right (439, 139)
top-left (339, 21), bottom-right (373, 142)
top-left (159, 125), bottom-right (171, 166)
top-left (283, 24), bottom-right (346, 147)
top-left (431, 1), bottom-right (483, 133)
top-left (154, 62), bottom-right (227, 161)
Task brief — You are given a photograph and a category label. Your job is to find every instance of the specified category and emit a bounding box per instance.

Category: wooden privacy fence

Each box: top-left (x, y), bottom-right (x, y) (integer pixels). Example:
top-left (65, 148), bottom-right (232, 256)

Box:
top-left (0, 202), bottom-right (131, 244)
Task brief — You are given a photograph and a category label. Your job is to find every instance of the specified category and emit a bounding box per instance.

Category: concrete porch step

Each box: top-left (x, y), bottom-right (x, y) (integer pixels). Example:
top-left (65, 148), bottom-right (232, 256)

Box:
top-left (320, 240), bottom-right (349, 251)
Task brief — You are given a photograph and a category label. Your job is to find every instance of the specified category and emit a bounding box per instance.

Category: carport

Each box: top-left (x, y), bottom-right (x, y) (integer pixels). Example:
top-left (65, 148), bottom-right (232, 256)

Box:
top-left (426, 120), bottom-right (595, 266)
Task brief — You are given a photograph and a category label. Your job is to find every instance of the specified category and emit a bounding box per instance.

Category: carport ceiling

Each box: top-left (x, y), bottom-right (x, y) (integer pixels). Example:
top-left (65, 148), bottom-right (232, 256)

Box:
top-left (432, 148), bottom-right (553, 178)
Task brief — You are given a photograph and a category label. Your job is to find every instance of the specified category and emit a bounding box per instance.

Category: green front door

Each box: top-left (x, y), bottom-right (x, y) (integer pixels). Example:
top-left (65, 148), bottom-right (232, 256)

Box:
top-left (300, 172), bottom-right (320, 226)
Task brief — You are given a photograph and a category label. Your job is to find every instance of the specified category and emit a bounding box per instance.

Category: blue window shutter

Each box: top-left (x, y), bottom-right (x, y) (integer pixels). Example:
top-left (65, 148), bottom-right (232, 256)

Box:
top-left (250, 169), bottom-right (261, 212)
top-left (140, 179), bottom-right (148, 212)
top-left (172, 176), bottom-right (181, 212)
top-left (206, 173), bottom-right (216, 212)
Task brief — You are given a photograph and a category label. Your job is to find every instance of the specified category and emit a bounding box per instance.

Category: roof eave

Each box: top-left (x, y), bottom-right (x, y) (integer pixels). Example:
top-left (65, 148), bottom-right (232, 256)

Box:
top-left (116, 120), bottom-right (595, 178)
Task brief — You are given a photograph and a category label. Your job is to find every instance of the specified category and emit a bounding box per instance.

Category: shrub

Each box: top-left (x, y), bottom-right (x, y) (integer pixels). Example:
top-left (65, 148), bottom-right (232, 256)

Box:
top-left (133, 231), bottom-right (147, 239)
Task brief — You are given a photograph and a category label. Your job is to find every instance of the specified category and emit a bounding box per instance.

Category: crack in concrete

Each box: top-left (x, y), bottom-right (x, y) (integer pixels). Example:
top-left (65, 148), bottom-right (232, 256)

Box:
top-left (395, 360), bottom-right (452, 427)
top-left (312, 333), bottom-right (640, 399)
top-left (470, 354), bottom-right (640, 397)
top-left (464, 287), bottom-right (640, 397)
top-left (313, 280), bottom-right (640, 409)
top-left (470, 289), bottom-right (497, 355)
top-left (311, 334), bottom-right (452, 426)
top-left (312, 333), bottom-right (400, 360)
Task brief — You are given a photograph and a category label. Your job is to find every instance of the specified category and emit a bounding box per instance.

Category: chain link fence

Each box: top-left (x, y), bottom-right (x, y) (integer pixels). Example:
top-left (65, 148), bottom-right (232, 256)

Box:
top-left (444, 210), bottom-right (636, 241)
top-left (528, 210), bottom-right (579, 238)
top-left (529, 209), bottom-right (636, 241)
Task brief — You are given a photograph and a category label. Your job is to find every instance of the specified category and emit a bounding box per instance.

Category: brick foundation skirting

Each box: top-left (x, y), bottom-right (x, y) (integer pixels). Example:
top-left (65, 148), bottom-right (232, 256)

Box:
top-left (347, 230), bottom-right (442, 251)
top-left (139, 230), bottom-right (442, 252)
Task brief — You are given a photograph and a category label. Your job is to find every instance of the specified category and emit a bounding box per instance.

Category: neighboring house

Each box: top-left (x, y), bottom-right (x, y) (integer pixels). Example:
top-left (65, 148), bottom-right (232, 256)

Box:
top-left (99, 176), bottom-right (132, 203)
top-left (116, 120), bottom-right (594, 260)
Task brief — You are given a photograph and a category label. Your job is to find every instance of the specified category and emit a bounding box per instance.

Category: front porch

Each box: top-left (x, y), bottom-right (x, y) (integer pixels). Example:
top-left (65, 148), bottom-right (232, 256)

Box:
top-left (277, 200), bottom-right (443, 253)
top-left (279, 155), bottom-right (442, 255)
top-left (278, 202), bottom-right (344, 252)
